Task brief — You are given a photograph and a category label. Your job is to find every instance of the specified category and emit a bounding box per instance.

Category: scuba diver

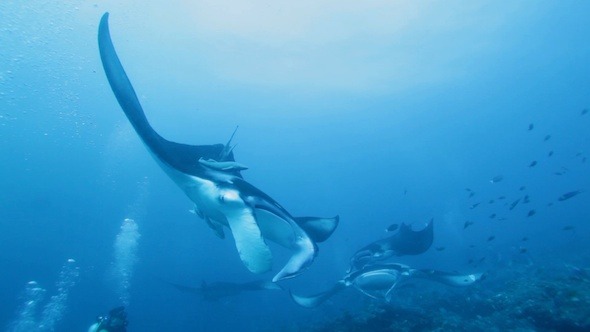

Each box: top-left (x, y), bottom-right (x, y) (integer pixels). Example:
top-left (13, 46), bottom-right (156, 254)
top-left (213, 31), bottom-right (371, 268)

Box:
top-left (88, 306), bottom-right (128, 332)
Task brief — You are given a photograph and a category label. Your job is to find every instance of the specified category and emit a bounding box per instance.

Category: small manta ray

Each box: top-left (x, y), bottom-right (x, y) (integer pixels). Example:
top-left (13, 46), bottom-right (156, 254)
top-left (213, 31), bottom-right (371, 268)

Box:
top-left (166, 279), bottom-right (284, 302)
top-left (349, 219), bottom-right (433, 272)
top-left (289, 263), bottom-right (482, 307)
top-left (98, 13), bottom-right (338, 282)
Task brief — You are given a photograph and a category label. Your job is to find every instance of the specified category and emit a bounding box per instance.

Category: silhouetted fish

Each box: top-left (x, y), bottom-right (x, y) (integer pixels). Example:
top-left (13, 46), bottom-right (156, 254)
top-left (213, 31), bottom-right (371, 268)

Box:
top-left (554, 171), bottom-right (565, 176)
top-left (435, 247), bottom-right (446, 251)
top-left (386, 223), bottom-right (399, 232)
top-left (582, 109), bottom-right (588, 115)
top-left (527, 210), bottom-right (536, 217)
top-left (469, 192), bottom-right (475, 198)
top-left (509, 198), bottom-right (521, 210)
top-left (487, 236), bottom-right (495, 242)
top-left (544, 134), bottom-right (551, 141)
top-left (548, 151), bottom-right (554, 157)
top-left (562, 225), bottom-right (575, 231)
top-left (519, 247), bottom-right (528, 254)
top-left (489, 214), bottom-right (496, 219)
top-left (488, 199), bottom-right (495, 204)
top-left (521, 237), bottom-right (529, 242)
top-left (523, 195), bottom-right (530, 204)
top-left (465, 188), bottom-right (473, 192)
top-left (558, 190), bottom-right (582, 201)
top-left (528, 160), bottom-right (537, 167)
top-left (464, 220), bottom-right (474, 229)
top-left (519, 186), bottom-right (526, 191)
top-left (469, 203), bottom-right (481, 210)
top-left (469, 244), bottom-right (476, 248)
top-left (498, 217), bottom-right (507, 221)
top-left (528, 123), bottom-right (534, 131)
top-left (497, 196), bottom-right (506, 200)
top-left (490, 175), bottom-right (503, 183)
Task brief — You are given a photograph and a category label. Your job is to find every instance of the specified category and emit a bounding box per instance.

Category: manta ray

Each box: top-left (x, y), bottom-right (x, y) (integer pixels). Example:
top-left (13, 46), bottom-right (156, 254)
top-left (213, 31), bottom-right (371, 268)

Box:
top-left (167, 279), bottom-right (284, 302)
top-left (97, 13), bottom-right (338, 282)
top-left (290, 263), bottom-right (482, 307)
top-left (349, 219), bottom-right (434, 272)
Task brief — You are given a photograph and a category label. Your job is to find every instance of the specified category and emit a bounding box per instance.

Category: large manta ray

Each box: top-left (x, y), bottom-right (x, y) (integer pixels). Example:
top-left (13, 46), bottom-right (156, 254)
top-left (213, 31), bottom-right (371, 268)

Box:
top-left (97, 13), bottom-right (338, 282)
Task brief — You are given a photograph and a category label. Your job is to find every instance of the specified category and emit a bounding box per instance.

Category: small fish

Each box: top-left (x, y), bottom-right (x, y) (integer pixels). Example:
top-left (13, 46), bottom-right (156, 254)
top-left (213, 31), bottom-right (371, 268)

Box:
top-left (490, 175), bottom-right (504, 183)
top-left (467, 258), bottom-right (474, 264)
top-left (509, 198), bottom-right (521, 210)
top-left (465, 188), bottom-right (473, 192)
top-left (543, 134), bottom-right (551, 141)
top-left (488, 199), bottom-right (495, 204)
top-left (469, 202), bottom-right (481, 210)
top-left (547, 202), bottom-right (554, 207)
top-left (562, 225), bottom-right (575, 231)
top-left (487, 236), bottom-right (495, 242)
top-left (528, 160), bottom-right (537, 167)
top-left (521, 237), bottom-right (529, 242)
top-left (498, 217), bottom-right (507, 221)
top-left (519, 186), bottom-right (526, 191)
top-left (464, 220), bottom-right (474, 229)
top-left (527, 209), bottom-right (536, 217)
top-left (469, 192), bottom-right (475, 198)
top-left (403, 189), bottom-right (407, 195)
top-left (523, 195), bottom-right (530, 204)
top-left (519, 247), bottom-right (528, 254)
top-left (583, 157), bottom-right (587, 163)
top-left (489, 213), bottom-right (496, 219)
top-left (554, 171), bottom-right (564, 176)
top-left (497, 196), bottom-right (506, 200)
top-left (548, 151), bottom-right (554, 157)
top-left (478, 257), bottom-right (486, 263)
top-left (436, 247), bottom-right (446, 251)
top-left (558, 190), bottom-right (582, 201)
top-left (582, 109), bottom-right (588, 116)
top-left (386, 223), bottom-right (399, 232)
top-left (469, 244), bottom-right (476, 248)
top-left (528, 123), bottom-right (534, 131)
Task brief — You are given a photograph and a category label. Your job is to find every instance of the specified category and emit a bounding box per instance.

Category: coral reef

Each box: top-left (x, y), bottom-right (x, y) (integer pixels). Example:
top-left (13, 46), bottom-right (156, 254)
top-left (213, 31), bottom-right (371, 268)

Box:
top-left (304, 267), bottom-right (590, 332)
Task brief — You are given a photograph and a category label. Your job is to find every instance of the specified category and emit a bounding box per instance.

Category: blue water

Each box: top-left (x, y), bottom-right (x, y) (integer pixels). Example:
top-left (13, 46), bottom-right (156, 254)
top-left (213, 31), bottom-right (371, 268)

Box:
top-left (1, 1), bottom-right (589, 331)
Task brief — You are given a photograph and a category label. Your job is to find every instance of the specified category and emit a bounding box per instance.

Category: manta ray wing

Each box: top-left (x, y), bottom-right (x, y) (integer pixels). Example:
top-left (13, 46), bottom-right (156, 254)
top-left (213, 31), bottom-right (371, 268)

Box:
top-left (98, 13), bottom-right (241, 177)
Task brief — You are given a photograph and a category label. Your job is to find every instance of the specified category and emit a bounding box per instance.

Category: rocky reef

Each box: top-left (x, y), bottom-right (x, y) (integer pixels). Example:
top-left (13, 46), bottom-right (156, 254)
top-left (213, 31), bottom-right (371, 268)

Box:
top-left (302, 266), bottom-right (590, 332)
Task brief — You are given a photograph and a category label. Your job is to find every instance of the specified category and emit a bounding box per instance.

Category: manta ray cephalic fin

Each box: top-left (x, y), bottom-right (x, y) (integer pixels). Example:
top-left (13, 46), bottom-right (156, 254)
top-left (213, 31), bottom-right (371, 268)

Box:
top-left (224, 200), bottom-right (273, 274)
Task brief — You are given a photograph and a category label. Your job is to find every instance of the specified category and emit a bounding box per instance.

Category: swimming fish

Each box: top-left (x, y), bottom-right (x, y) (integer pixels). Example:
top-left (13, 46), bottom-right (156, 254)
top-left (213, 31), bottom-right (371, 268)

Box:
top-left (558, 190), bottom-right (582, 202)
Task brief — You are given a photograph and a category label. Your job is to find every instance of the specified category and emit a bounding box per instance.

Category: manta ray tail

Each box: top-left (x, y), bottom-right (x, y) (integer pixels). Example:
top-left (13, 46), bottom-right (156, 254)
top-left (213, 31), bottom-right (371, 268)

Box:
top-left (289, 282), bottom-right (346, 308)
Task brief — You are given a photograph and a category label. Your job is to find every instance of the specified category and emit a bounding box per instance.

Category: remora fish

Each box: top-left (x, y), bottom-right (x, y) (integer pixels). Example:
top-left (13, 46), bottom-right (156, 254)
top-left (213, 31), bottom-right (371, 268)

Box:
top-left (290, 263), bottom-right (482, 307)
top-left (349, 219), bottom-right (433, 272)
top-left (98, 13), bottom-right (338, 282)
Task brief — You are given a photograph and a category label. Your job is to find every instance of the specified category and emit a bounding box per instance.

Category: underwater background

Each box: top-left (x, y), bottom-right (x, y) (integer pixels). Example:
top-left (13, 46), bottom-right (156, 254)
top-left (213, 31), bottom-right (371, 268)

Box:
top-left (1, 1), bottom-right (589, 331)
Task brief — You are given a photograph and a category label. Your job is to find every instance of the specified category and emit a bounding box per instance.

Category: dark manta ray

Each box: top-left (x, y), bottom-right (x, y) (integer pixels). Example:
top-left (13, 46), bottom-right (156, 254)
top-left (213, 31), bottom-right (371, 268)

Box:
top-left (290, 263), bottom-right (482, 307)
top-left (97, 13), bottom-right (338, 282)
top-left (349, 219), bottom-right (433, 272)
top-left (167, 280), bottom-right (284, 302)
